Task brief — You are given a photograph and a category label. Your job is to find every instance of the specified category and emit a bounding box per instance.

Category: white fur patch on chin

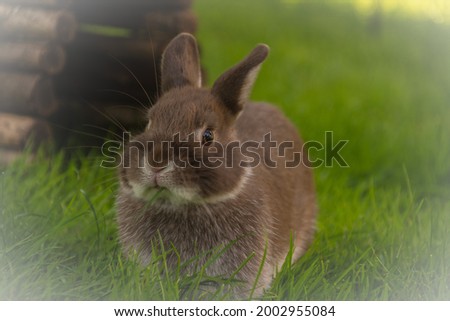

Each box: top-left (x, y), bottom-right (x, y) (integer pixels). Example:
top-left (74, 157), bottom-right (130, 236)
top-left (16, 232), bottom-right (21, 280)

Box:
top-left (126, 166), bottom-right (252, 206)
top-left (171, 186), bottom-right (200, 202)
top-left (128, 180), bottom-right (200, 205)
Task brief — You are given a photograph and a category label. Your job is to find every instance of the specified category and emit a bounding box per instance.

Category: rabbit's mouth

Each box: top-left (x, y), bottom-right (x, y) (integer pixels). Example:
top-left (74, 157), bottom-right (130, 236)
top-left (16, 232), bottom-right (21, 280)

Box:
top-left (128, 178), bottom-right (201, 205)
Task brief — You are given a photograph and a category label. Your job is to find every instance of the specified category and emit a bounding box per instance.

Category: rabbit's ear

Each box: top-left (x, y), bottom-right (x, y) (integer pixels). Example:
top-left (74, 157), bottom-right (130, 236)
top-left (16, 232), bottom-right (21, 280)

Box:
top-left (212, 44), bottom-right (269, 116)
top-left (161, 33), bottom-right (202, 93)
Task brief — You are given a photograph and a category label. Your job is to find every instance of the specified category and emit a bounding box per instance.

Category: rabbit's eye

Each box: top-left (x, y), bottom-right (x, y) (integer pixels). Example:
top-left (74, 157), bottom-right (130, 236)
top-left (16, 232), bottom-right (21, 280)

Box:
top-left (202, 128), bottom-right (214, 145)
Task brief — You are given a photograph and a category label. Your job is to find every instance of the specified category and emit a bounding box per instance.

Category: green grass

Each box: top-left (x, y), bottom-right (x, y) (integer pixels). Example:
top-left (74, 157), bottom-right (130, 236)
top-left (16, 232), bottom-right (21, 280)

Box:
top-left (1, 0), bottom-right (449, 300)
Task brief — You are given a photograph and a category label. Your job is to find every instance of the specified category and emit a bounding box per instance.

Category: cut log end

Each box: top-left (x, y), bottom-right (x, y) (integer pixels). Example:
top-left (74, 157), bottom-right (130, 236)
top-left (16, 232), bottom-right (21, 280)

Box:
top-left (30, 77), bottom-right (58, 116)
top-left (40, 45), bottom-right (66, 74)
top-left (0, 148), bottom-right (22, 166)
top-left (0, 113), bottom-right (53, 149)
top-left (0, 43), bottom-right (66, 75)
top-left (0, 0), bottom-right (73, 7)
top-left (0, 5), bottom-right (77, 42)
top-left (0, 72), bottom-right (58, 116)
top-left (0, 1), bottom-right (199, 148)
top-left (55, 11), bottom-right (77, 43)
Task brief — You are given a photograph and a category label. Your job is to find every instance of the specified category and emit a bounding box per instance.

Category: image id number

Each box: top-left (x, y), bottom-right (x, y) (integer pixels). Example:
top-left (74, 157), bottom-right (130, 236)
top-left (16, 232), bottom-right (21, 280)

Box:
top-left (256, 305), bottom-right (335, 317)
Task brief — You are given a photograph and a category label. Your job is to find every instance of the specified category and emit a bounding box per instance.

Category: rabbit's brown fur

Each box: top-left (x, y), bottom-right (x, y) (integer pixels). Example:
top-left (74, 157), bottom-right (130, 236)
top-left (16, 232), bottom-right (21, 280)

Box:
top-left (116, 33), bottom-right (316, 297)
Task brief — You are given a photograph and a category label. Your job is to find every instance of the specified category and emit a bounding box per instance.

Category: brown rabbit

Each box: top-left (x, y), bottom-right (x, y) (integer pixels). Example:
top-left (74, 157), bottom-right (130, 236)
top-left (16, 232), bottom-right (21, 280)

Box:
top-left (116, 33), bottom-right (316, 298)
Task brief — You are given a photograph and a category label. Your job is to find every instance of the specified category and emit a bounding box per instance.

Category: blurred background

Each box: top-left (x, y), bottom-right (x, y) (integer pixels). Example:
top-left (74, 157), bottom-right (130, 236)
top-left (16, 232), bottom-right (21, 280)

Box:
top-left (196, 0), bottom-right (450, 189)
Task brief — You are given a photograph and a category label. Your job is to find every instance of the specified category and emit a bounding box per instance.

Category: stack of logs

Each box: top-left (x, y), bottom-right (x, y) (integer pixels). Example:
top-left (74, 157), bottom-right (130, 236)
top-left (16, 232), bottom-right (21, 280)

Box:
top-left (0, 0), bottom-right (197, 165)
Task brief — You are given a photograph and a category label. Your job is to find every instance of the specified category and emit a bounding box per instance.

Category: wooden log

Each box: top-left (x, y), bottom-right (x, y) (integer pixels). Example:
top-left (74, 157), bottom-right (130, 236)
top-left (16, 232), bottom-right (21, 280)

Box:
top-left (135, 10), bottom-right (197, 41)
top-left (71, 38), bottom-right (162, 60)
top-left (0, 42), bottom-right (66, 75)
top-left (74, 8), bottom-right (196, 32)
top-left (0, 72), bottom-right (58, 116)
top-left (72, 0), bottom-right (192, 10)
top-left (0, 0), bottom-right (73, 7)
top-left (0, 4), bottom-right (77, 43)
top-left (72, 5), bottom-right (195, 29)
top-left (0, 148), bottom-right (23, 166)
top-left (93, 104), bottom-right (147, 128)
top-left (54, 40), bottom-right (160, 103)
top-left (143, 10), bottom-right (197, 34)
top-left (73, 11), bottom-right (195, 61)
top-left (0, 112), bottom-right (52, 148)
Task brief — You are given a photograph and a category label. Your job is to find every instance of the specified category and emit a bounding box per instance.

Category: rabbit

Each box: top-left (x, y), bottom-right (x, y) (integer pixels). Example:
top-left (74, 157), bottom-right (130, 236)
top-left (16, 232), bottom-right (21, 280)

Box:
top-left (116, 33), bottom-right (317, 298)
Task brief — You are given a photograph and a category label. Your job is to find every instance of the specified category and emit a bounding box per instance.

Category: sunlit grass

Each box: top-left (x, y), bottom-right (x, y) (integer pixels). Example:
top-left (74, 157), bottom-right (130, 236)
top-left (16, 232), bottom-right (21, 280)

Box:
top-left (352, 0), bottom-right (450, 23)
top-left (282, 0), bottom-right (450, 24)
